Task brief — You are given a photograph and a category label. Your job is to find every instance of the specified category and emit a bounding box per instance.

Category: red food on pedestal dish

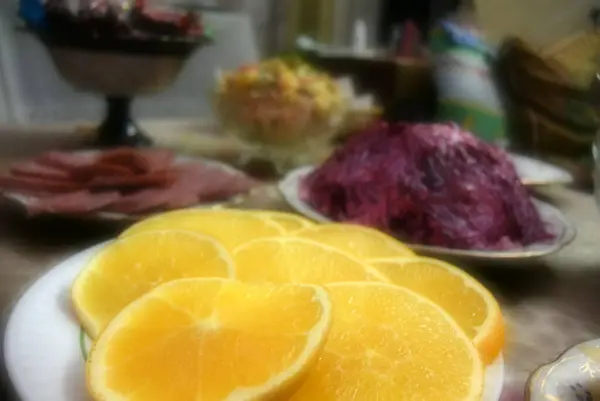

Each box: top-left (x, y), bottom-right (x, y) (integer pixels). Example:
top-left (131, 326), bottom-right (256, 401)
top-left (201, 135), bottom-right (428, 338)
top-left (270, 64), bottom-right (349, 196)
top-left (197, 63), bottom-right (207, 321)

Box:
top-left (302, 122), bottom-right (553, 251)
top-left (0, 148), bottom-right (259, 217)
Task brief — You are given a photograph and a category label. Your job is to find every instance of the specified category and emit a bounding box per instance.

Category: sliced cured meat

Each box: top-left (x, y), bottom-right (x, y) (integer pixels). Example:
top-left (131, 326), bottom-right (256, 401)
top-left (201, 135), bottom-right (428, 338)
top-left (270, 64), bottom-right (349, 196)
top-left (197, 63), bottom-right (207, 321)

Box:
top-left (25, 190), bottom-right (120, 216)
top-left (133, 149), bottom-right (175, 172)
top-left (96, 148), bottom-right (145, 174)
top-left (36, 151), bottom-right (98, 172)
top-left (171, 162), bottom-right (216, 187)
top-left (222, 173), bottom-right (260, 195)
top-left (4, 150), bottom-right (261, 217)
top-left (69, 163), bottom-right (134, 181)
top-left (171, 162), bottom-right (259, 202)
top-left (198, 176), bottom-right (255, 201)
top-left (171, 163), bottom-right (224, 196)
top-left (106, 188), bottom-right (173, 214)
top-left (87, 170), bottom-right (176, 189)
top-left (194, 172), bottom-right (258, 202)
top-left (10, 161), bottom-right (71, 181)
top-left (0, 175), bottom-right (82, 193)
top-left (4, 189), bottom-right (56, 198)
top-left (164, 190), bottom-right (200, 209)
top-left (99, 148), bottom-right (174, 174)
top-left (196, 174), bottom-right (243, 202)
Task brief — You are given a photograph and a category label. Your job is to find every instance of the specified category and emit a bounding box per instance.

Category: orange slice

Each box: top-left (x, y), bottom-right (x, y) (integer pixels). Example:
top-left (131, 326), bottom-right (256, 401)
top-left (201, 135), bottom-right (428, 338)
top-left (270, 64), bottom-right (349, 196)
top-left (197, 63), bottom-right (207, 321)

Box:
top-left (87, 278), bottom-right (332, 401)
top-left (120, 209), bottom-right (284, 250)
top-left (254, 210), bottom-right (314, 232)
top-left (290, 282), bottom-right (484, 401)
top-left (370, 257), bottom-right (505, 364)
top-left (72, 230), bottom-right (233, 338)
top-left (232, 237), bottom-right (389, 284)
top-left (294, 223), bottom-right (415, 260)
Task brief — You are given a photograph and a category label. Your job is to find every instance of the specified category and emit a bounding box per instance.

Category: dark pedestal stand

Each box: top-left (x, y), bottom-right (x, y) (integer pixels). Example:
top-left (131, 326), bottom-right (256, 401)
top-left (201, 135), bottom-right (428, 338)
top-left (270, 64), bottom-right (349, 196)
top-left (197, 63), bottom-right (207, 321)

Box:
top-left (95, 97), bottom-right (153, 148)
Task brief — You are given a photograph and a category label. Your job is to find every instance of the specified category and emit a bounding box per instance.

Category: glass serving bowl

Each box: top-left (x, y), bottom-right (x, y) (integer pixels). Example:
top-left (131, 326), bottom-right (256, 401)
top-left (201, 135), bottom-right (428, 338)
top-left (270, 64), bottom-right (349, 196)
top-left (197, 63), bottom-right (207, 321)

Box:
top-left (27, 7), bottom-right (211, 148)
top-left (214, 60), bottom-right (347, 172)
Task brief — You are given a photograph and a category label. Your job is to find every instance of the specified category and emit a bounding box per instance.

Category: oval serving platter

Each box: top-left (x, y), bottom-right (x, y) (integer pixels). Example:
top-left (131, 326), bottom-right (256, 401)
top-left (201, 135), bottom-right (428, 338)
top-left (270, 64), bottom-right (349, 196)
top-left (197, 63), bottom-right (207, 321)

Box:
top-left (509, 153), bottom-right (574, 187)
top-left (279, 166), bottom-right (576, 262)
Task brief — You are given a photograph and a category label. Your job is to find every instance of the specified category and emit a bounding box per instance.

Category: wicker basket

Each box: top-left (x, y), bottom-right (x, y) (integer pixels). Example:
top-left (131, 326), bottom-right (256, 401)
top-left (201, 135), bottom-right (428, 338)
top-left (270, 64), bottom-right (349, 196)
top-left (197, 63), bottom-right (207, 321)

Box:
top-left (510, 105), bottom-right (595, 157)
top-left (497, 37), bottom-right (598, 158)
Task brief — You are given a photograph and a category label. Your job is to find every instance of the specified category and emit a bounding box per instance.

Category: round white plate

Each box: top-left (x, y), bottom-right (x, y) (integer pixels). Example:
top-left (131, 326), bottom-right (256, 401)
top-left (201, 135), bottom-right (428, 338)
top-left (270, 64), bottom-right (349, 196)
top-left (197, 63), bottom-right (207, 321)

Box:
top-left (509, 153), bottom-right (574, 187)
top-left (4, 244), bottom-right (505, 401)
top-left (279, 166), bottom-right (576, 262)
top-left (2, 154), bottom-right (249, 222)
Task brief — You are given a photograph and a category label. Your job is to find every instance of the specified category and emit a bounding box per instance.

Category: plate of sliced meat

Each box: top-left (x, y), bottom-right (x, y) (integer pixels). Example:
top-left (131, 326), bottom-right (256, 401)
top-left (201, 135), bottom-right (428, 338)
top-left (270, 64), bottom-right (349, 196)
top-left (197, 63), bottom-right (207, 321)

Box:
top-left (0, 148), bottom-right (261, 220)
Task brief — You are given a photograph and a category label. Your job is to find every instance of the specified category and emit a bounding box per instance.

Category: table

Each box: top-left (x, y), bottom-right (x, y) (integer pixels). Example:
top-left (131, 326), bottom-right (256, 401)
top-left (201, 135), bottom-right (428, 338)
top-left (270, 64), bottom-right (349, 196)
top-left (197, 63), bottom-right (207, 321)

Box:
top-left (1, 125), bottom-right (600, 401)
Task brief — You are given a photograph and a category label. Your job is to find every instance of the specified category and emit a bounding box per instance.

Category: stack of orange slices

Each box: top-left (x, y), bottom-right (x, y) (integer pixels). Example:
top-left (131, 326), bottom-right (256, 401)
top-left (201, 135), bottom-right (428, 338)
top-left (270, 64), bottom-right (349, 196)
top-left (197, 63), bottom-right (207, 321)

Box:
top-left (72, 209), bottom-right (505, 401)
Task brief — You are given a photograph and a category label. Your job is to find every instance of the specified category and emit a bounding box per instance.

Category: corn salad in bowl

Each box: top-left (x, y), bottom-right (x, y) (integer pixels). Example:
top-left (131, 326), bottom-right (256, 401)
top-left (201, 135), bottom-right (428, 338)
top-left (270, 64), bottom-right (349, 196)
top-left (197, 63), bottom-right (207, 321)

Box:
top-left (215, 59), bottom-right (347, 172)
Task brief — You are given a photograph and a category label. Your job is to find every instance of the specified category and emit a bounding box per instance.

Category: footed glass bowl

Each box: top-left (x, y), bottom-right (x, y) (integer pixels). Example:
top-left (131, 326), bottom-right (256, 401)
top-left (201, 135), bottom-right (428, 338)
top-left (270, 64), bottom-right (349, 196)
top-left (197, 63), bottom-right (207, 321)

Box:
top-left (34, 28), bottom-right (210, 147)
top-left (215, 95), bottom-right (346, 173)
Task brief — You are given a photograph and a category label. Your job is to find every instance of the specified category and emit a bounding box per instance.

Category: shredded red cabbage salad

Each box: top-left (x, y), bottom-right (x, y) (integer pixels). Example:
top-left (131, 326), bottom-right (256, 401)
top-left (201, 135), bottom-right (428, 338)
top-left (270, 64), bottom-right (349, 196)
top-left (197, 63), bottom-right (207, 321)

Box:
top-left (301, 122), bottom-right (553, 250)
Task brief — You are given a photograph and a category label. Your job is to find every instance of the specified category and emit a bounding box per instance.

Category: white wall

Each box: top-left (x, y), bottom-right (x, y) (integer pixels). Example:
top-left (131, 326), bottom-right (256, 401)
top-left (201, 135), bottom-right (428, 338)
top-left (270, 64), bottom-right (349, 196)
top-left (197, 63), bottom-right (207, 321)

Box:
top-left (476, 0), bottom-right (600, 48)
top-left (90, 0), bottom-right (378, 53)
top-left (238, 0), bottom-right (382, 52)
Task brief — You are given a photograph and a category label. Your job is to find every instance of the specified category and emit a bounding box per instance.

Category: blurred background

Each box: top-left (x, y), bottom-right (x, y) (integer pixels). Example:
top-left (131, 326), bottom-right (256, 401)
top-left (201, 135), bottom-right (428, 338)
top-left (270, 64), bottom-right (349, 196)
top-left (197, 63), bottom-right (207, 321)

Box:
top-left (0, 0), bottom-right (596, 124)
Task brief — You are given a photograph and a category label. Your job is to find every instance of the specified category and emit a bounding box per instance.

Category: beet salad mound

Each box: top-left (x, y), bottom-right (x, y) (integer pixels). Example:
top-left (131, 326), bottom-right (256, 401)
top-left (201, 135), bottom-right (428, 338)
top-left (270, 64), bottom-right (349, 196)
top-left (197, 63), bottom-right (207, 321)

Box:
top-left (301, 122), bottom-right (553, 251)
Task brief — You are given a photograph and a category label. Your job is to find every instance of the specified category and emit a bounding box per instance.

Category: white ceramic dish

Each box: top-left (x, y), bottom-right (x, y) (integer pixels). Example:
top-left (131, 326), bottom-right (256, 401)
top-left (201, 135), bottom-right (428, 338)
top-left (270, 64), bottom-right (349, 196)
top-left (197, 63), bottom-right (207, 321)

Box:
top-left (4, 244), bottom-right (505, 401)
top-left (527, 339), bottom-right (600, 400)
top-left (2, 154), bottom-right (248, 222)
top-left (279, 166), bottom-right (576, 262)
top-left (509, 153), bottom-right (574, 187)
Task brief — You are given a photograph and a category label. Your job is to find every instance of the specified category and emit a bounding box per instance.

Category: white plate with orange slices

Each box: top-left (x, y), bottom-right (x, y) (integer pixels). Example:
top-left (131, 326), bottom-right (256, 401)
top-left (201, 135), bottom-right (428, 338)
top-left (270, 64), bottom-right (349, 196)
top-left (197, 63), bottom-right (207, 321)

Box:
top-left (4, 209), bottom-right (505, 401)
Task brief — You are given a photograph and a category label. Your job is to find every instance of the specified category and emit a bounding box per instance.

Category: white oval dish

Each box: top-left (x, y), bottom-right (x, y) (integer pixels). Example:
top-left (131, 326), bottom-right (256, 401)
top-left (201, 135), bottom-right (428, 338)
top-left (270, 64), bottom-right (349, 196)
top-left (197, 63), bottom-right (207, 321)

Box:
top-left (509, 153), bottom-right (574, 187)
top-left (4, 244), bottom-right (505, 401)
top-left (279, 166), bottom-right (576, 262)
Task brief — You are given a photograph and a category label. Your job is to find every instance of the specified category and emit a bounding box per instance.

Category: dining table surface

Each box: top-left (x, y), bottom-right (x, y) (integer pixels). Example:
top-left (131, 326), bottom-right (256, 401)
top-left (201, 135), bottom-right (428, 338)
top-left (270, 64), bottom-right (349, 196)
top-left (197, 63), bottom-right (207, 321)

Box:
top-left (0, 122), bottom-right (599, 401)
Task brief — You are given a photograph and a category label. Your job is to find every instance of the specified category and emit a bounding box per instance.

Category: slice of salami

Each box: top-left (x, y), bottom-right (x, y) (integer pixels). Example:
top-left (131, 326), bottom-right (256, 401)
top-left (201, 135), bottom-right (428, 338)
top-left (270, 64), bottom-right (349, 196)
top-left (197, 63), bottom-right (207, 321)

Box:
top-left (173, 162), bottom-right (230, 186)
top-left (135, 149), bottom-right (175, 172)
top-left (98, 148), bottom-right (174, 174)
top-left (160, 162), bottom-right (215, 210)
top-left (36, 151), bottom-right (98, 172)
top-left (105, 187), bottom-right (173, 214)
top-left (96, 148), bottom-right (142, 174)
top-left (10, 161), bottom-right (71, 181)
top-left (196, 174), bottom-right (243, 202)
top-left (87, 170), bottom-right (177, 189)
top-left (170, 161), bottom-right (259, 203)
top-left (224, 174), bottom-right (260, 194)
top-left (25, 190), bottom-right (120, 216)
top-left (69, 163), bottom-right (134, 182)
top-left (4, 189), bottom-right (56, 198)
top-left (169, 163), bottom-right (218, 192)
top-left (205, 173), bottom-right (259, 201)
top-left (164, 190), bottom-right (201, 209)
top-left (0, 175), bottom-right (82, 193)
